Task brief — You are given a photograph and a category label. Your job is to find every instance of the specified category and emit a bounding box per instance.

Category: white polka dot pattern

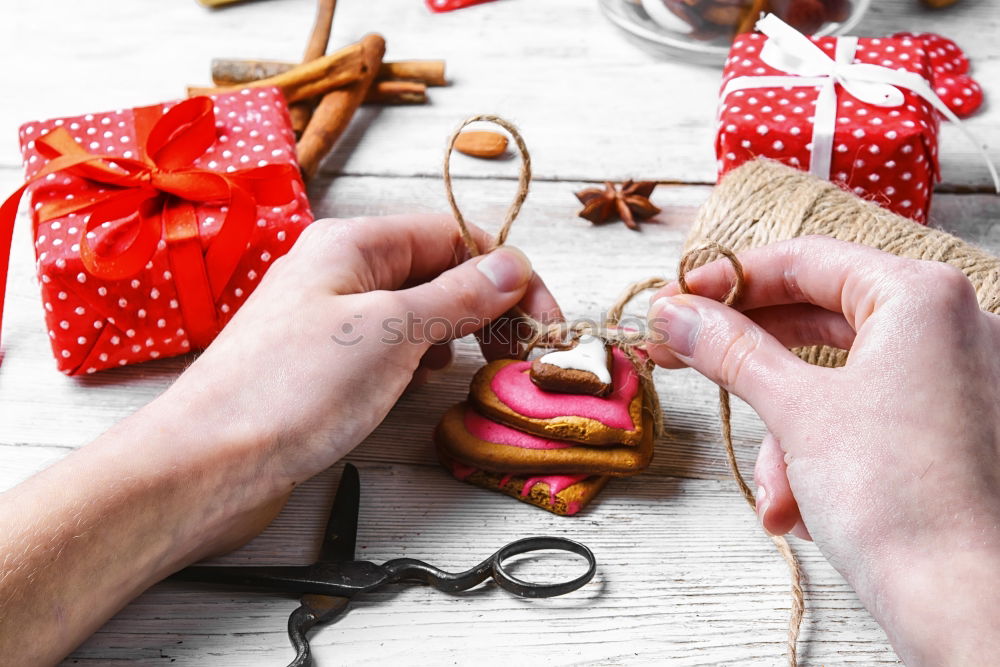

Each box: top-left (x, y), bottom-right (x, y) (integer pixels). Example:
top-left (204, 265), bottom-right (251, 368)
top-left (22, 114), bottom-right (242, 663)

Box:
top-left (718, 32), bottom-right (982, 226)
top-left (17, 87), bottom-right (313, 375)
top-left (891, 32), bottom-right (983, 118)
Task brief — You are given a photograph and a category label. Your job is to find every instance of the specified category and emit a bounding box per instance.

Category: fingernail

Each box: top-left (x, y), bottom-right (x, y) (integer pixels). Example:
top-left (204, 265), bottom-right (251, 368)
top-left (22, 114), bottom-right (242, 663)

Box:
top-left (647, 283), bottom-right (678, 306)
top-left (476, 247), bottom-right (532, 292)
top-left (790, 521), bottom-right (813, 542)
top-left (647, 296), bottom-right (701, 357)
top-left (756, 485), bottom-right (774, 535)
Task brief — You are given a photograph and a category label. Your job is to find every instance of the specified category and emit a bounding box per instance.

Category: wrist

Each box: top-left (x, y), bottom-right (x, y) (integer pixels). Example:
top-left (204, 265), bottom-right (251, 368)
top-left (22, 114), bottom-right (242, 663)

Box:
top-left (0, 387), bottom-right (287, 665)
top-left (865, 535), bottom-right (1000, 666)
top-left (96, 388), bottom-right (289, 572)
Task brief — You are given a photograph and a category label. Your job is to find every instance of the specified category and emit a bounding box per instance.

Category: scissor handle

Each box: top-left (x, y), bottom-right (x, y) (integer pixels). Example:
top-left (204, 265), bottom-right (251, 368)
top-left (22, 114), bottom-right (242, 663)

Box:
top-left (491, 536), bottom-right (597, 598)
top-left (381, 536), bottom-right (596, 599)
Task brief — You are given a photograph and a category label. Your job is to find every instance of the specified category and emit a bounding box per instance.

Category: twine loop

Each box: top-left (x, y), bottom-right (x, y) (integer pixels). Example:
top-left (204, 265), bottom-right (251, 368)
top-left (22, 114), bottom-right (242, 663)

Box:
top-left (443, 114), bottom-right (532, 258)
top-left (678, 243), bottom-right (745, 307)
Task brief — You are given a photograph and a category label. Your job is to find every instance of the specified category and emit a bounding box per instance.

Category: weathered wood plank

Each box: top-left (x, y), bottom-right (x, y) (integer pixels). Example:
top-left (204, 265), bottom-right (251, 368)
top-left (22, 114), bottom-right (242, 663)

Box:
top-left (62, 462), bottom-right (898, 666)
top-left (3, 169), bottom-right (999, 488)
top-left (3, 0), bottom-right (999, 187)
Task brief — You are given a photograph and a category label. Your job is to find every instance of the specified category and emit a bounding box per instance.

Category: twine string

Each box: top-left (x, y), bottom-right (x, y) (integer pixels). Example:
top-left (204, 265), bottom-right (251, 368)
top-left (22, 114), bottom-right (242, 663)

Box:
top-left (678, 243), bottom-right (804, 667)
top-left (444, 114), bottom-right (532, 258)
top-left (443, 119), bottom-right (804, 667)
top-left (602, 277), bottom-right (668, 438)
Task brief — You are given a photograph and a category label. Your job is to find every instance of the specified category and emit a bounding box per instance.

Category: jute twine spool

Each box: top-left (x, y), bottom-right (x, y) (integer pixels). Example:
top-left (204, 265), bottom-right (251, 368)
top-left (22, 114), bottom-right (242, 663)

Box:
top-left (686, 158), bottom-right (1000, 368)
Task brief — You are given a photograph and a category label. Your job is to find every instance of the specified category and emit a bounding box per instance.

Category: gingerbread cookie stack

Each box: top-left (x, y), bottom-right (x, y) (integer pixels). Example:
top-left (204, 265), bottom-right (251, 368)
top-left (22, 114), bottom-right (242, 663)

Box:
top-left (435, 335), bottom-right (655, 516)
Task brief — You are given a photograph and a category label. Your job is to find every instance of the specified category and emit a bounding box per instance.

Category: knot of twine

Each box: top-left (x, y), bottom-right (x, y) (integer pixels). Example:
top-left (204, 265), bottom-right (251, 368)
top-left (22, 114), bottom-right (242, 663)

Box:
top-left (679, 243), bottom-right (804, 667)
top-left (444, 120), bottom-right (802, 666)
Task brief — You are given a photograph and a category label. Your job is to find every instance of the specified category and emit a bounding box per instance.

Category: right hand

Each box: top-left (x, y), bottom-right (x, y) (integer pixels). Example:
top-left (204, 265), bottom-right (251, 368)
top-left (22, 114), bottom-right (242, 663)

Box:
top-left (645, 236), bottom-right (1000, 666)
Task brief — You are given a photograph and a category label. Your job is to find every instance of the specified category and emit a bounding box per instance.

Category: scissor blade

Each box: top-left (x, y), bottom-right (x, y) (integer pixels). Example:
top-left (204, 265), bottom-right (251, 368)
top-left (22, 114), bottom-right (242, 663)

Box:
top-left (318, 462), bottom-right (360, 563)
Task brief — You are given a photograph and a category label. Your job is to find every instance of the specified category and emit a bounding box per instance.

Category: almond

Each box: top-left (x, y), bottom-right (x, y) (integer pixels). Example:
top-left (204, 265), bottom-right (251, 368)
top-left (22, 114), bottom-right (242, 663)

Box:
top-left (454, 130), bottom-right (508, 159)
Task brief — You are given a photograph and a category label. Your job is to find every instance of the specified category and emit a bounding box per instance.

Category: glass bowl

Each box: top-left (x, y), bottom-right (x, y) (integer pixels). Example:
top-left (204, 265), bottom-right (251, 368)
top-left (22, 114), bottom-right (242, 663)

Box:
top-left (599, 0), bottom-right (871, 66)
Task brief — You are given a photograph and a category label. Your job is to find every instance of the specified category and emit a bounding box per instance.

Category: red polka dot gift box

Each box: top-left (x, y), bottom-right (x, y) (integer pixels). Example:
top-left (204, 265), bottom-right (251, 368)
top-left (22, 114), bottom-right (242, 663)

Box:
top-left (716, 14), bottom-right (998, 225)
top-left (0, 88), bottom-right (313, 375)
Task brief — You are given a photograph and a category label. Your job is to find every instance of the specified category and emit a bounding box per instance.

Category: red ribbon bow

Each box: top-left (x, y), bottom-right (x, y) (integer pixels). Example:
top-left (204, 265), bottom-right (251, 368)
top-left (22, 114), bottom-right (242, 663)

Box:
top-left (0, 96), bottom-right (300, 350)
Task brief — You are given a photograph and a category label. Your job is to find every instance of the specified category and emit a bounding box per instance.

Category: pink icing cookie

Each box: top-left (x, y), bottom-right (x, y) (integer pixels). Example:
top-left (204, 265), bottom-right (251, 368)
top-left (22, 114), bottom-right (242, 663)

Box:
top-left (496, 347), bottom-right (637, 428)
top-left (468, 347), bottom-right (648, 446)
top-left (435, 402), bottom-right (653, 476)
top-left (464, 409), bottom-right (571, 450)
top-left (437, 449), bottom-right (609, 517)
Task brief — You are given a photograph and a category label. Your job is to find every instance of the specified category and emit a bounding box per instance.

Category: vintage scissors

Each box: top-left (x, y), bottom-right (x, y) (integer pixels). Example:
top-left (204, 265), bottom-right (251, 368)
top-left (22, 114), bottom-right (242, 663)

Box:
top-left (170, 463), bottom-right (597, 667)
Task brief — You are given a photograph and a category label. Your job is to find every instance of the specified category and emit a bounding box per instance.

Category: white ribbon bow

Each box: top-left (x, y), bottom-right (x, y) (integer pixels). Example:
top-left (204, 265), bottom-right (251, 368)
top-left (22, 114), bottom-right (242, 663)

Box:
top-left (720, 14), bottom-right (999, 192)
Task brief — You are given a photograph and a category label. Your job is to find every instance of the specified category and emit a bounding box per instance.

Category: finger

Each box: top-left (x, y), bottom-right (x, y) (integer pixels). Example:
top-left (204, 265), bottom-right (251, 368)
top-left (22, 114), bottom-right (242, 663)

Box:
top-left (746, 304), bottom-right (856, 350)
top-left (299, 215), bottom-right (562, 355)
top-left (398, 246), bottom-right (534, 344)
top-left (754, 432), bottom-right (802, 537)
top-left (646, 293), bottom-right (821, 424)
top-left (404, 367), bottom-right (432, 394)
top-left (300, 214), bottom-right (524, 292)
top-left (647, 303), bottom-right (856, 369)
top-left (476, 314), bottom-right (522, 361)
top-left (517, 272), bottom-right (563, 327)
top-left (420, 342), bottom-right (454, 372)
top-left (651, 237), bottom-right (915, 328)
top-left (477, 274), bottom-right (564, 361)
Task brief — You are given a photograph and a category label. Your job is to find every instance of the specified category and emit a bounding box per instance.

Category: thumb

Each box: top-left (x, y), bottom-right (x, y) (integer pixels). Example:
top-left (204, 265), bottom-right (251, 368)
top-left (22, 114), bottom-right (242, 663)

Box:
top-left (400, 246), bottom-right (533, 344)
top-left (646, 294), bottom-right (814, 422)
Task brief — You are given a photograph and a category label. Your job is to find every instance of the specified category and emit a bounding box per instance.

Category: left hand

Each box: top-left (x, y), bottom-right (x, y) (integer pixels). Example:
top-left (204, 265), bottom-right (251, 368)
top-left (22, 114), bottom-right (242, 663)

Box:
top-left (0, 214), bottom-right (559, 666)
top-left (162, 213), bottom-right (558, 508)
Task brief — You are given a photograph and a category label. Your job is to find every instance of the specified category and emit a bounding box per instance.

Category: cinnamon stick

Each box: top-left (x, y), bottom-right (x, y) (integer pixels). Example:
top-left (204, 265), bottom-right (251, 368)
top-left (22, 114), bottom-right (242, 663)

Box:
top-left (378, 60), bottom-right (446, 86)
top-left (365, 80), bottom-right (427, 105)
top-left (297, 34), bottom-right (386, 182)
top-left (211, 58), bottom-right (447, 87)
top-left (290, 0), bottom-right (338, 138)
top-left (211, 59), bottom-right (293, 85)
top-left (189, 41), bottom-right (364, 104)
top-left (304, 0), bottom-right (337, 61)
top-left (736, 0), bottom-right (769, 34)
top-left (191, 78), bottom-right (427, 106)
top-left (289, 99), bottom-right (318, 137)
top-left (288, 106), bottom-right (313, 139)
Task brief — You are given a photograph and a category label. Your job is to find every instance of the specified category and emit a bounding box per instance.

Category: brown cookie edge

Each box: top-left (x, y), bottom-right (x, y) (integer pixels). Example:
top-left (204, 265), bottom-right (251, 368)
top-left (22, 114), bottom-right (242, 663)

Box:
top-left (470, 359), bottom-right (646, 447)
top-left (437, 447), bottom-right (610, 516)
top-left (434, 402), bottom-right (653, 476)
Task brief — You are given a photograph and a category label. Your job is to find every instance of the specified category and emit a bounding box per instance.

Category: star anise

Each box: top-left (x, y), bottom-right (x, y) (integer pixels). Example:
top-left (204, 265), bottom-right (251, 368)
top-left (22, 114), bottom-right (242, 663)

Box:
top-left (574, 180), bottom-right (660, 231)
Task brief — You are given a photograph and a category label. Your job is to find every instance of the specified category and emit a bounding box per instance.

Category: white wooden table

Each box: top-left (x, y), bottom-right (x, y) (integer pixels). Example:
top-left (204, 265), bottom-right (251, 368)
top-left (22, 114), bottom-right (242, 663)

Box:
top-left (3, 1), bottom-right (999, 664)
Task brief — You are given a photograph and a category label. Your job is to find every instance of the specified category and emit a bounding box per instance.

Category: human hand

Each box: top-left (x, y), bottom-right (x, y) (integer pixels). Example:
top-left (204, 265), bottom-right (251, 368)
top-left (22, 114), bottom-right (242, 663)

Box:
top-left (645, 237), bottom-right (1000, 665)
top-left (156, 213), bottom-right (558, 541)
top-left (0, 214), bottom-right (559, 666)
